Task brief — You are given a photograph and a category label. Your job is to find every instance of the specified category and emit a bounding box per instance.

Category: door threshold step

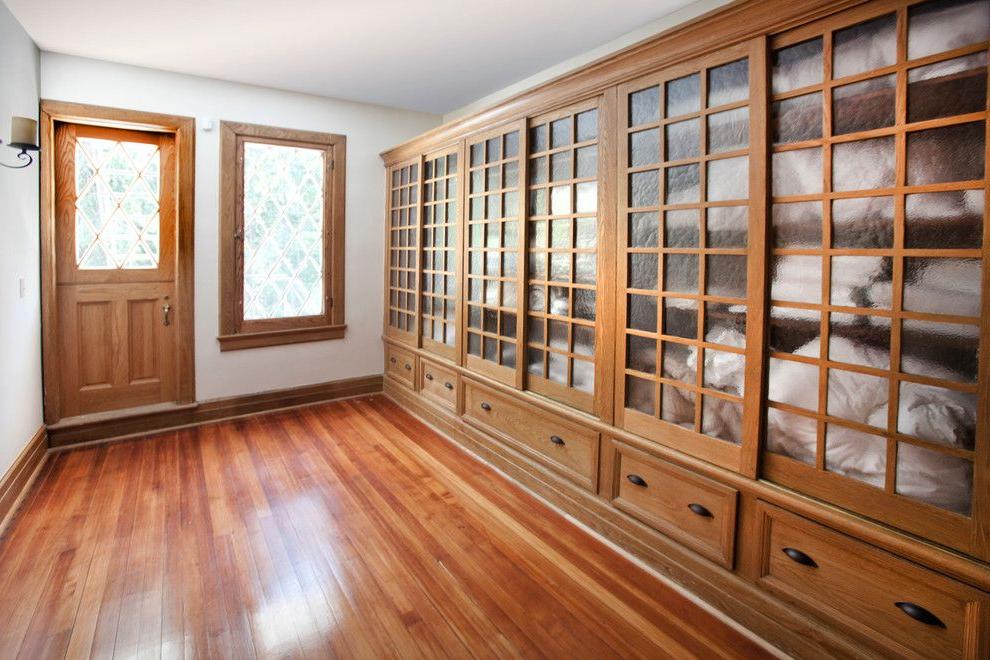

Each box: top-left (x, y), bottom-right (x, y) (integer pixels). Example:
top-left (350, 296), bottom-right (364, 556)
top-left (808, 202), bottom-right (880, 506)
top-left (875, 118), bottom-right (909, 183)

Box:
top-left (48, 401), bottom-right (199, 431)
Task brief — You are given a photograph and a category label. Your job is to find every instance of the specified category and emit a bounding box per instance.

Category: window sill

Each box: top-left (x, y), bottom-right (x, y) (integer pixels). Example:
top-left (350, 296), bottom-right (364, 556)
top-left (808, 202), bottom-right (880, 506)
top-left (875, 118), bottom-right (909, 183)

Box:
top-left (218, 324), bottom-right (347, 351)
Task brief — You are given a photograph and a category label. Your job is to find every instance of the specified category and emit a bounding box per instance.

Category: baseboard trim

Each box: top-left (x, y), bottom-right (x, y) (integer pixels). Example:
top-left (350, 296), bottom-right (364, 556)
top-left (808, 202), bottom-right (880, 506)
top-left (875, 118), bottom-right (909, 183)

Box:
top-left (0, 426), bottom-right (49, 536)
top-left (48, 374), bottom-right (384, 449)
top-left (384, 379), bottom-right (867, 660)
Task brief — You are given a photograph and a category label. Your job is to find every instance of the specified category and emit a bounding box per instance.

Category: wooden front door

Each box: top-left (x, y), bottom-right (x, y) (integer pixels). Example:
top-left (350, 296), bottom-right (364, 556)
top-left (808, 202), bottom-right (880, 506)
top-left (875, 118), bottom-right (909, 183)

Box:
top-left (53, 123), bottom-right (178, 417)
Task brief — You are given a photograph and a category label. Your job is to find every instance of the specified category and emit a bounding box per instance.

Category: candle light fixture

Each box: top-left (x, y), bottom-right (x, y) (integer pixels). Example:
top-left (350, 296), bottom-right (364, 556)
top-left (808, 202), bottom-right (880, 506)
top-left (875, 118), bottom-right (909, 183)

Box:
top-left (0, 116), bottom-right (40, 169)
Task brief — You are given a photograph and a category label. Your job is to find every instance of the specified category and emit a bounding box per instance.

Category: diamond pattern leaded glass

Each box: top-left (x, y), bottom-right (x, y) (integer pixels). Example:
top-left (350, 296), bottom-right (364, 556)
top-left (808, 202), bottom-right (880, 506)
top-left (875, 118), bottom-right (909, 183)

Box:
top-left (75, 137), bottom-right (161, 269)
top-left (242, 142), bottom-right (326, 320)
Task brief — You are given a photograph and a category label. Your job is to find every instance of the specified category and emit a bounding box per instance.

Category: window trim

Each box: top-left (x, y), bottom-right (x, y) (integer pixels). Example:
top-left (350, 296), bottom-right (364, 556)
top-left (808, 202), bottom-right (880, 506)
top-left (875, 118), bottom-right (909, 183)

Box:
top-left (218, 121), bottom-right (346, 351)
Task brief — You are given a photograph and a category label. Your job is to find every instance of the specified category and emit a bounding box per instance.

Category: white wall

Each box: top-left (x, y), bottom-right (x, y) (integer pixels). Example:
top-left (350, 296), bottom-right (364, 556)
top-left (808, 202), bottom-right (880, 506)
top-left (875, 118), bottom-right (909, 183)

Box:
top-left (0, 3), bottom-right (42, 475)
top-left (41, 53), bottom-right (441, 401)
top-left (443, 0), bottom-right (730, 123)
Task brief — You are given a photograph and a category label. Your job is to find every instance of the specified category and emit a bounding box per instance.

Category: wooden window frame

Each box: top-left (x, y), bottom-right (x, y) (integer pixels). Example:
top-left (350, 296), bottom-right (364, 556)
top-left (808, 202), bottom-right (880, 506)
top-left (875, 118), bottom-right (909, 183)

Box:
top-left (218, 121), bottom-right (346, 351)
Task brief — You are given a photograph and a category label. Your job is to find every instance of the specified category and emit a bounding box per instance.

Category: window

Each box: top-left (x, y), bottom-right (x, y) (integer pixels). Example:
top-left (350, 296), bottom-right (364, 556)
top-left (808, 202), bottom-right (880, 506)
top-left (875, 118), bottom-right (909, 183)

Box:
top-left (218, 122), bottom-right (346, 350)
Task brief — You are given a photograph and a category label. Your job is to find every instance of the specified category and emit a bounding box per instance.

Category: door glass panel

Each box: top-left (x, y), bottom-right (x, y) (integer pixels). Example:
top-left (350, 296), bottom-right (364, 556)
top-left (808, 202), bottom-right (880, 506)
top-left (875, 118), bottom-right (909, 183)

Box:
top-left (387, 161), bottom-right (419, 332)
top-left (467, 129), bottom-right (521, 369)
top-left (75, 136), bottom-right (161, 270)
top-left (527, 104), bottom-right (600, 400)
top-left (766, 0), bottom-right (987, 517)
top-left (621, 53), bottom-right (753, 446)
top-left (421, 152), bottom-right (458, 347)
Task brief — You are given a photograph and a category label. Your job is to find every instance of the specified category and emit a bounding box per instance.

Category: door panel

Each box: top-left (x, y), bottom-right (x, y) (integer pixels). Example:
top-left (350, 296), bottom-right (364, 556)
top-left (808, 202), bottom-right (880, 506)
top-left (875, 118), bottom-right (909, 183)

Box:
top-left (54, 122), bottom-right (178, 418)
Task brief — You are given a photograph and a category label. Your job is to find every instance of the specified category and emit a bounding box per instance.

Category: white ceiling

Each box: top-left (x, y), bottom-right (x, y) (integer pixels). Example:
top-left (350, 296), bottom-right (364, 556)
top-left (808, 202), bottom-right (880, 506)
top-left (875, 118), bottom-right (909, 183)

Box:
top-left (5, 0), bottom-right (698, 115)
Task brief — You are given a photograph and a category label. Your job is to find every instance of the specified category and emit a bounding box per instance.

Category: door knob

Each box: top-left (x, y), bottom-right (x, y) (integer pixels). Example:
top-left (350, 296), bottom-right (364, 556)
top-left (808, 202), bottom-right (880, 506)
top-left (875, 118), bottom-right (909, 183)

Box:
top-left (162, 301), bottom-right (172, 326)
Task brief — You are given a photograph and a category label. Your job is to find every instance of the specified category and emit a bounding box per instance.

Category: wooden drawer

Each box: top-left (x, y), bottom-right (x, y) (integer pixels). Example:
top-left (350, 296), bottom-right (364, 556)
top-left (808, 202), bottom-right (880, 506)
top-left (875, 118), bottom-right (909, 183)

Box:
top-left (419, 359), bottom-right (457, 411)
top-left (462, 380), bottom-right (598, 490)
top-left (757, 502), bottom-right (989, 659)
top-left (385, 344), bottom-right (416, 388)
top-left (612, 444), bottom-right (737, 568)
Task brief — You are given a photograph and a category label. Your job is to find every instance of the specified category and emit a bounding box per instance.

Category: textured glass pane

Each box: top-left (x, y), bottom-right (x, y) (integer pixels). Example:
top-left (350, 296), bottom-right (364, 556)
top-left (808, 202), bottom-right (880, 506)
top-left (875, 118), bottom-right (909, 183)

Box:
top-left (628, 294), bottom-right (657, 332)
top-left (770, 306), bottom-right (820, 354)
top-left (530, 125), bottom-right (548, 153)
top-left (573, 359), bottom-right (594, 393)
top-left (627, 335), bottom-right (657, 373)
top-left (708, 107), bottom-right (749, 154)
top-left (896, 443), bottom-right (972, 515)
top-left (771, 256), bottom-right (822, 304)
top-left (772, 202), bottom-right (821, 248)
top-left (576, 218), bottom-right (595, 248)
top-left (830, 256), bottom-right (892, 309)
top-left (832, 74), bottom-right (896, 135)
top-left (707, 156), bottom-right (748, 202)
top-left (629, 212), bottom-right (659, 248)
top-left (629, 86), bottom-right (660, 127)
top-left (705, 302), bottom-right (746, 347)
top-left (630, 170), bottom-right (659, 207)
top-left (551, 185), bottom-right (572, 214)
top-left (663, 298), bottom-right (697, 338)
top-left (898, 381), bottom-right (977, 450)
top-left (505, 132), bottom-right (519, 158)
top-left (576, 146), bottom-right (597, 179)
top-left (903, 257), bottom-right (982, 317)
top-left (574, 289), bottom-right (595, 321)
top-left (576, 109), bottom-right (598, 142)
top-left (772, 147), bottom-right (822, 196)
top-left (664, 254), bottom-right (698, 293)
top-left (75, 137), bottom-right (161, 270)
top-left (703, 398), bottom-right (744, 444)
top-left (826, 425), bottom-right (886, 488)
top-left (827, 368), bottom-right (888, 427)
top-left (907, 122), bottom-right (985, 185)
top-left (772, 93), bottom-right (822, 145)
top-left (629, 253), bottom-right (658, 290)
top-left (630, 129), bottom-right (659, 167)
top-left (707, 255), bottom-right (747, 298)
top-left (487, 137), bottom-right (501, 162)
top-left (626, 375), bottom-right (655, 415)
top-left (660, 384), bottom-right (695, 429)
top-left (833, 137), bottom-right (895, 192)
top-left (707, 59), bottom-right (748, 107)
top-left (664, 209), bottom-right (699, 247)
top-left (242, 142), bottom-right (325, 320)
top-left (833, 13), bottom-right (897, 79)
top-left (665, 119), bottom-right (700, 161)
top-left (665, 164), bottom-right (700, 204)
top-left (574, 324), bottom-right (595, 356)
top-left (529, 189), bottom-right (547, 216)
top-left (576, 182), bottom-right (597, 213)
top-left (905, 190), bottom-right (983, 249)
top-left (768, 357), bottom-right (819, 410)
top-left (772, 38), bottom-right (823, 94)
top-left (908, 0), bottom-right (990, 60)
top-left (766, 409), bottom-right (817, 464)
top-left (829, 313), bottom-right (890, 369)
top-left (831, 196), bottom-right (894, 248)
top-left (703, 349), bottom-right (744, 395)
top-left (551, 118), bottom-right (572, 149)
top-left (707, 206), bottom-right (747, 248)
top-left (666, 73), bottom-right (701, 117)
top-left (662, 341), bottom-right (696, 382)
top-left (902, 319), bottom-right (979, 383)
top-left (527, 347), bottom-right (544, 376)
top-left (551, 151), bottom-right (571, 181)
top-left (908, 53), bottom-right (988, 122)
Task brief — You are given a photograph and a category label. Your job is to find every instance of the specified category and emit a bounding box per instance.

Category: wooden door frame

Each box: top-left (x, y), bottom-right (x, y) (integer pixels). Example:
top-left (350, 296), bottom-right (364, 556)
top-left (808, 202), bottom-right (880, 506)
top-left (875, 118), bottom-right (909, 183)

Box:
top-left (40, 100), bottom-right (196, 424)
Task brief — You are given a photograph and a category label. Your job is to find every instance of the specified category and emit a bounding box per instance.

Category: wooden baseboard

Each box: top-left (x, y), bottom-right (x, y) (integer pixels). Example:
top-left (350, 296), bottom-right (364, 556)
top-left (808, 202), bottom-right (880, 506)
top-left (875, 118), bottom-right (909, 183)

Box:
top-left (384, 378), bottom-right (868, 660)
top-left (48, 374), bottom-right (384, 448)
top-left (0, 426), bottom-right (49, 536)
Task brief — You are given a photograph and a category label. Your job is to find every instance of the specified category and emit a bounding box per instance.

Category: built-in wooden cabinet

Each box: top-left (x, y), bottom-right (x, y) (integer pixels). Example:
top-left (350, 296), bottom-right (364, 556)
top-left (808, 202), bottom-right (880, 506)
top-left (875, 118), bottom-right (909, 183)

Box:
top-left (381, 0), bottom-right (990, 655)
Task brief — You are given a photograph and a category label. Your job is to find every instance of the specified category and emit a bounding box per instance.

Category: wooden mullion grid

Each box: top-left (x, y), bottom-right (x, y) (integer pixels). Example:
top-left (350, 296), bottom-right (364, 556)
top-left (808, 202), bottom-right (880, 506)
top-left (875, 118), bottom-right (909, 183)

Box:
top-left (420, 148), bottom-right (460, 361)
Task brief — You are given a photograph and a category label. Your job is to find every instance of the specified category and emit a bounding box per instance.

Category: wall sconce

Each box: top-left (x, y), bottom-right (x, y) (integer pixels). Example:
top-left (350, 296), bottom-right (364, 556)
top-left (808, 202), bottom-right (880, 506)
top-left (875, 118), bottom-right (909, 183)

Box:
top-left (0, 116), bottom-right (39, 169)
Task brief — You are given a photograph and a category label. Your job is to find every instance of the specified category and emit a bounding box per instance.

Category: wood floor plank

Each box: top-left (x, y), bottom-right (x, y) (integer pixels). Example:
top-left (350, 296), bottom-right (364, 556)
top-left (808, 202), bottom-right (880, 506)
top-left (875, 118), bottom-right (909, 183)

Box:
top-left (0, 395), bottom-right (771, 659)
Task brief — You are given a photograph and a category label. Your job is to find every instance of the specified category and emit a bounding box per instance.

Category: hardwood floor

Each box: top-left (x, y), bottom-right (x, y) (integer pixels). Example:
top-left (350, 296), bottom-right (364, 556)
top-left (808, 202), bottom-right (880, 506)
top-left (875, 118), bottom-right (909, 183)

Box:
top-left (0, 395), bottom-right (770, 659)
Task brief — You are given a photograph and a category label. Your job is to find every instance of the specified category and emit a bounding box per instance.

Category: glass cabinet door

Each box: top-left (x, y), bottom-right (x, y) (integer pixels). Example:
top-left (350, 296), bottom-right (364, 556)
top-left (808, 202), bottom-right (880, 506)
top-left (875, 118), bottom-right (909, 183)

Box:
top-left (524, 99), bottom-right (605, 413)
top-left (420, 149), bottom-right (460, 361)
top-left (386, 159), bottom-right (420, 343)
top-left (464, 125), bottom-right (524, 385)
top-left (764, 0), bottom-right (988, 554)
top-left (616, 38), bottom-right (766, 472)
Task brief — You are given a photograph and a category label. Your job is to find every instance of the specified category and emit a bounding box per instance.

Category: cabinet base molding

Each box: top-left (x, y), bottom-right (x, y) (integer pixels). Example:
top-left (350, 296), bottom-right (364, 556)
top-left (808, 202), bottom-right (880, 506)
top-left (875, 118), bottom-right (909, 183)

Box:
top-left (384, 377), bottom-right (870, 659)
top-left (0, 426), bottom-right (49, 536)
top-left (48, 374), bottom-right (383, 449)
